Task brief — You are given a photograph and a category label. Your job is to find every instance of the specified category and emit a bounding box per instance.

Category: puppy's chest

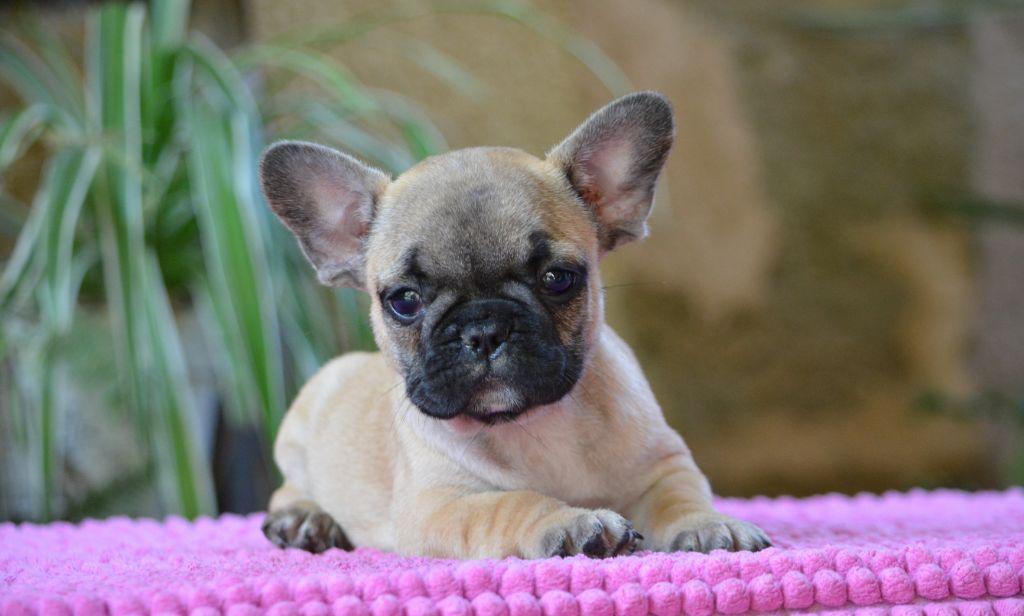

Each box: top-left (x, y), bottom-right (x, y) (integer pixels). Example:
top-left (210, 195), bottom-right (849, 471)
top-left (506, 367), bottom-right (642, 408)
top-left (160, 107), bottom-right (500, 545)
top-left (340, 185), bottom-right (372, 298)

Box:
top-left (468, 424), bottom-right (637, 509)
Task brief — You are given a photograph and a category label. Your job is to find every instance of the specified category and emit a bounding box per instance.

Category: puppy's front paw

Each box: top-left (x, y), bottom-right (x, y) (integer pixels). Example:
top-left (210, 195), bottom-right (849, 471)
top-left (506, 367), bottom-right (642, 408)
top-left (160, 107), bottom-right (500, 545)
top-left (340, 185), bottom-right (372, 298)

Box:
top-left (262, 506), bottom-right (352, 553)
top-left (667, 512), bottom-right (770, 553)
top-left (535, 509), bottom-right (642, 559)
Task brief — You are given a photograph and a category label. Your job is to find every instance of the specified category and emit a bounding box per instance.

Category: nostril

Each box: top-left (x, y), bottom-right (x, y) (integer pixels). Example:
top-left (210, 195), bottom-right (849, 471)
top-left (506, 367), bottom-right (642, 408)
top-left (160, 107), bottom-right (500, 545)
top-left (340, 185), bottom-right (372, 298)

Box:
top-left (489, 326), bottom-right (509, 349)
top-left (461, 321), bottom-right (510, 357)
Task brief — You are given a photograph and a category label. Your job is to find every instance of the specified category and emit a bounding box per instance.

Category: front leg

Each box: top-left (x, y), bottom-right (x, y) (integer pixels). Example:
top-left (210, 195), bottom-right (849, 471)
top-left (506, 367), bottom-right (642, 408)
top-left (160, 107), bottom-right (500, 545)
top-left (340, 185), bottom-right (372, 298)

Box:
top-left (626, 454), bottom-right (771, 553)
top-left (394, 487), bottom-right (641, 559)
top-left (262, 482), bottom-right (352, 553)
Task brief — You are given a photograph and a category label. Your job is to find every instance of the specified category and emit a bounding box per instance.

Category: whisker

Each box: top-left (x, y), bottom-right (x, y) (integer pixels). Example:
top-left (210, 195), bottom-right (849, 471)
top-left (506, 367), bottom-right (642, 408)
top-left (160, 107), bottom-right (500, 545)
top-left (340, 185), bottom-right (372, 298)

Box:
top-left (458, 424), bottom-right (487, 466)
top-left (601, 281), bottom-right (662, 291)
top-left (512, 416), bottom-right (550, 455)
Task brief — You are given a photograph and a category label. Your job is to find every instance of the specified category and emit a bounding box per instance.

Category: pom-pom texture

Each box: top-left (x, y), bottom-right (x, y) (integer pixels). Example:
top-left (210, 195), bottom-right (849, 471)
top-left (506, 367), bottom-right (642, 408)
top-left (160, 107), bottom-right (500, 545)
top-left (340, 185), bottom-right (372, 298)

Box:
top-left (3, 490), bottom-right (1023, 615)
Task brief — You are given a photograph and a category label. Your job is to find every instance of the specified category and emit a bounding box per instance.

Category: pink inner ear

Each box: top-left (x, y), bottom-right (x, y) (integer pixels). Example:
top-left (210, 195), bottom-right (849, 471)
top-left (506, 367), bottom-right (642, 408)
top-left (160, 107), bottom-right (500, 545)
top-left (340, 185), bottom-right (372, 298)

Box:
top-left (581, 137), bottom-right (634, 225)
top-left (581, 137), bottom-right (636, 217)
top-left (313, 181), bottom-right (371, 252)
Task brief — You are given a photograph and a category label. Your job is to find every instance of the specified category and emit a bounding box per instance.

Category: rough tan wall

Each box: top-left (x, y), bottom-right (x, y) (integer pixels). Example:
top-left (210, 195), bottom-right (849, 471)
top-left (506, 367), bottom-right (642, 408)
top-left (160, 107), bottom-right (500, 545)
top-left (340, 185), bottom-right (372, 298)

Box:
top-left (249, 0), bottom-right (1000, 496)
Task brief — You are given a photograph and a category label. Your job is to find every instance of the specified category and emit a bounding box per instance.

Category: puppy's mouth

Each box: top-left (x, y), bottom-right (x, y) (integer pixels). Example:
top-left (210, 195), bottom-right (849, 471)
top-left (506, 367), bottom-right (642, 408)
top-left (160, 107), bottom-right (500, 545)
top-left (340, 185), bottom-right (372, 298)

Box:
top-left (411, 380), bottom-right (536, 425)
top-left (463, 405), bottom-right (529, 425)
top-left (459, 385), bottom-right (530, 425)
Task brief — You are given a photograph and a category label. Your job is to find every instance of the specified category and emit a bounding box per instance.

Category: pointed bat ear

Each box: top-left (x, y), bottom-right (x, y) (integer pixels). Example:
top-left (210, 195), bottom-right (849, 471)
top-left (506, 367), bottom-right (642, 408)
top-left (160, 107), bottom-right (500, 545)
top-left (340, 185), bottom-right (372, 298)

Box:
top-left (259, 141), bottom-right (390, 289)
top-left (547, 91), bottom-right (675, 252)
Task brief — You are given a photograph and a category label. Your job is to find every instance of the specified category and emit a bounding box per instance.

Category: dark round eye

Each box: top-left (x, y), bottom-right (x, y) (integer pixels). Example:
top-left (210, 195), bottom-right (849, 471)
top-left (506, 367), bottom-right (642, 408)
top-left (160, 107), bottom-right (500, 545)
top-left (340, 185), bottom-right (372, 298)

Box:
top-left (386, 289), bottom-right (423, 321)
top-left (540, 269), bottom-right (577, 295)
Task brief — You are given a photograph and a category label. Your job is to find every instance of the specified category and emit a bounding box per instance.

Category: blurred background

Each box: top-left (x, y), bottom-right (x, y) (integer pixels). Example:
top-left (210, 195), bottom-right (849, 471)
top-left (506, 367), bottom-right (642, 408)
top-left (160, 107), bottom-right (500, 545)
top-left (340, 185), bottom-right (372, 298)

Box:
top-left (1, 0), bottom-right (1022, 523)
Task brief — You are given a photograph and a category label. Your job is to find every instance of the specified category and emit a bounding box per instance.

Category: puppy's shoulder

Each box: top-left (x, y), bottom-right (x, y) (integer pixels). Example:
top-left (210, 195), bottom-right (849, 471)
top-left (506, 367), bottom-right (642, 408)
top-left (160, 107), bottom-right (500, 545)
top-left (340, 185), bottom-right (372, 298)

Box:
top-left (292, 351), bottom-right (395, 415)
top-left (316, 351), bottom-right (389, 382)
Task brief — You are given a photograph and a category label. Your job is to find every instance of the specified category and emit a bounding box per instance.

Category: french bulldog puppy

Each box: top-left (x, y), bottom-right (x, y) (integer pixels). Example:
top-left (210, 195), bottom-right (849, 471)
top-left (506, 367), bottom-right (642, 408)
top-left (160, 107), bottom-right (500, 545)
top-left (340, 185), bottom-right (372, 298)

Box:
top-left (259, 92), bottom-right (770, 559)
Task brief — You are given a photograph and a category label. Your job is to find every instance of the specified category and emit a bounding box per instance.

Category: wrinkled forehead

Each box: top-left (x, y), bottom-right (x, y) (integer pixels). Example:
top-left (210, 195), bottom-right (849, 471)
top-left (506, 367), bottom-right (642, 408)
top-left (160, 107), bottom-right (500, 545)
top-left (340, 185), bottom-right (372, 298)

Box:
top-left (367, 149), bottom-right (592, 288)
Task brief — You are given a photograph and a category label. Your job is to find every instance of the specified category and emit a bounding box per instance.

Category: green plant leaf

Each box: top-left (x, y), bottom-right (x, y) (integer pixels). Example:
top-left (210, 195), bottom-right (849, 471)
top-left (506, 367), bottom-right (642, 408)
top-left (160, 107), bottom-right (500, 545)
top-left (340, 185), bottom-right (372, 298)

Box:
top-left (179, 71), bottom-right (285, 444)
top-left (0, 104), bottom-right (52, 171)
top-left (142, 251), bottom-right (216, 518)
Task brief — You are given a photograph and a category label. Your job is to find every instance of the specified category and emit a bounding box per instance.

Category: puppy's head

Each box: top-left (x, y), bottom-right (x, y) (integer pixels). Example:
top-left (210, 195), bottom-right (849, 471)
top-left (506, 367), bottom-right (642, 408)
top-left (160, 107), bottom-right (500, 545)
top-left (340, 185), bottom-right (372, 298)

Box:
top-left (260, 92), bottom-right (674, 424)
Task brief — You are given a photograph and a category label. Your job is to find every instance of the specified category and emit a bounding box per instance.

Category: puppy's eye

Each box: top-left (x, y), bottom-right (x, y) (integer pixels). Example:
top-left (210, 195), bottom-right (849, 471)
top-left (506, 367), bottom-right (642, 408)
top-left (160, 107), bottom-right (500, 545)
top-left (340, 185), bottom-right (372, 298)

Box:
top-left (386, 289), bottom-right (423, 322)
top-left (539, 268), bottom-right (577, 295)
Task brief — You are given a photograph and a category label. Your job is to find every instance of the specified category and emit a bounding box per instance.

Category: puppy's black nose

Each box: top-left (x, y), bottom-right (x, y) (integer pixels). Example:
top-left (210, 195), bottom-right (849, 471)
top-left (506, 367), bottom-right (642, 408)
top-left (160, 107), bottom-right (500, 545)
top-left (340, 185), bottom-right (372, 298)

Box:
top-left (461, 319), bottom-right (510, 358)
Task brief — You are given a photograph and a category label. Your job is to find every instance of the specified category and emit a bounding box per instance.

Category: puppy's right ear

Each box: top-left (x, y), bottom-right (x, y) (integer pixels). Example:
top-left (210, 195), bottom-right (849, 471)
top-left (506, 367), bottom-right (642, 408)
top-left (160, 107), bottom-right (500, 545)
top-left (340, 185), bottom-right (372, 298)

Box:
top-left (259, 141), bottom-right (390, 289)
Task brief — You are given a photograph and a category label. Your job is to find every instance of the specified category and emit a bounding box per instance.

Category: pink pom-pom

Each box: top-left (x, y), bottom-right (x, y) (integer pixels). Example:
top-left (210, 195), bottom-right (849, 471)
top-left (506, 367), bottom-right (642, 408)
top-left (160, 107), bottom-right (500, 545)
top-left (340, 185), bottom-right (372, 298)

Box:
top-left (737, 554), bottom-right (771, 582)
top-left (602, 563), bottom-right (637, 594)
top-left (395, 572), bottom-right (426, 601)
top-left (670, 559), bottom-right (699, 586)
top-left (224, 585), bottom-right (257, 608)
top-left (435, 596), bottom-right (470, 616)
top-left (769, 553), bottom-right (799, 577)
top-left (538, 591), bottom-right (577, 616)
top-left (973, 547), bottom-right (1000, 568)
top-left (701, 555), bottom-right (736, 586)
top-left (150, 593), bottom-right (184, 615)
top-left (501, 565), bottom-right (534, 596)
top-left (846, 567), bottom-right (881, 606)
top-left (370, 595), bottom-right (400, 616)
top-left (891, 606), bottom-right (926, 616)
top-left (266, 602), bottom-right (299, 616)
top-left (332, 596), bottom-right (369, 616)
top-left (813, 569), bottom-right (847, 607)
top-left (574, 590), bottom-right (612, 616)
top-left (362, 576), bottom-right (392, 603)
top-left (505, 593), bottom-right (541, 616)
top-left (300, 601), bottom-right (330, 616)
top-left (262, 582), bottom-right (292, 608)
top-left (985, 563), bottom-right (1021, 597)
top-left (72, 596), bottom-right (107, 616)
top-left (37, 600), bottom-right (71, 616)
top-left (834, 551), bottom-right (864, 575)
top-left (748, 573), bottom-right (783, 612)
top-left (993, 598), bottom-right (1024, 616)
top-left (954, 601), bottom-right (996, 616)
top-left (949, 560), bottom-right (986, 599)
top-left (325, 578), bottom-right (356, 602)
top-left (799, 550), bottom-right (831, 576)
top-left (535, 562), bottom-right (571, 595)
top-left (712, 579), bottom-right (749, 615)
top-left (646, 582), bottom-right (680, 616)
top-left (402, 596), bottom-right (437, 616)
top-left (638, 562), bottom-right (669, 588)
top-left (913, 564), bottom-right (949, 601)
top-left (681, 580), bottom-right (714, 616)
top-left (109, 596), bottom-right (146, 616)
top-left (424, 569), bottom-right (460, 601)
top-left (1, 599), bottom-right (34, 616)
top-left (471, 592), bottom-right (508, 616)
top-left (878, 567), bottom-right (914, 604)
top-left (295, 580), bottom-right (326, 604)
top-left (781, 570), bottom-right (814, 609)
top-left (187, 588), bottom-right (221, 611)
top-left (612, 583), bottom-right (647, 616)
top-left (457, 563), bottom-right (495, 599)
top-left (569, 561), bottom-right (602, 594)
top-left (905, 547), bottom-right (935, 573)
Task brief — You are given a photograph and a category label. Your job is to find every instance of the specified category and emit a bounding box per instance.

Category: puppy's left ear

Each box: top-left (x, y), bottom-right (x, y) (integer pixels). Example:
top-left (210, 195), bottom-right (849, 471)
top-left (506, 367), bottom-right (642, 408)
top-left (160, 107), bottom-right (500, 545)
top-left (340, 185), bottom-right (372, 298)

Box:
top-left (260, 141), bottom-right (390, 289)
top-left (547, 91), bottom-right (675, 252)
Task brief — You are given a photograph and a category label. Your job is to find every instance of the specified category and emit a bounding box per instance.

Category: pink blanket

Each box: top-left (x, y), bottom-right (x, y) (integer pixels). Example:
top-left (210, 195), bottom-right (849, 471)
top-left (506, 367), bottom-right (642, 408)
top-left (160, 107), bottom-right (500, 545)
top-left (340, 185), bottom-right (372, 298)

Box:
top-left (2, 490), bottom-right (1023, 616)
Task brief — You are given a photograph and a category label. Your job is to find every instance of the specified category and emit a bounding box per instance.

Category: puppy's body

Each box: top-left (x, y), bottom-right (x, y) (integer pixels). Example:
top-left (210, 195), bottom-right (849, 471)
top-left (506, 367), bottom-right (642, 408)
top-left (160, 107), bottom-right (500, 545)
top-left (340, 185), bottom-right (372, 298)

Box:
top-left (273, 325), bottom-right (697, 558)
top-left (260, 93), bottom-right (770, 559)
